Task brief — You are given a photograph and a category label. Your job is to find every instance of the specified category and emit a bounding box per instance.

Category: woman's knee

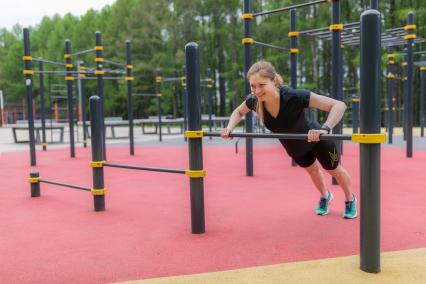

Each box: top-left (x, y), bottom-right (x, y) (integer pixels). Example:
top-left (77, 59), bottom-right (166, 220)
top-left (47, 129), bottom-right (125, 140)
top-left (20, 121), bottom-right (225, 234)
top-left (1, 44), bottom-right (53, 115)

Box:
top-left (304, 161), bottom-right (321, 175)
top-left (326, 165), bottom-right (345, 177)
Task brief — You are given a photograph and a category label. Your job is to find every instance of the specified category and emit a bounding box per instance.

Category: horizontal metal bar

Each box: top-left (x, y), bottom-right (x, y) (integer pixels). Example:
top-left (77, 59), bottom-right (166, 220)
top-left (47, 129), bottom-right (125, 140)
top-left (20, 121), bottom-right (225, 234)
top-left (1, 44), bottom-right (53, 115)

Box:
top-left (40, 179), bottom-right (91, 191)
top-left (103, 59), bottom-right (126, 67)
top-left (75, 77), bottom-right (126, 80)
top-left (161, 77), bottom-right (182, 82)
top-left (204, 132), bottom-right (352, 141)
top-left (72, 48), bottom-right (96, 57)
top-left (253, 41), bottom-right (290, 51)
top-left (104, 162), bottom-right (186, 174)
top-left (33, 58), bottom-right (66, 67)
top-left (133, 93), bottom-right (156, 97)
top-left (253, 0), bottom-right (327, 17)
top-left (50, 90), bottom-right (67, 93)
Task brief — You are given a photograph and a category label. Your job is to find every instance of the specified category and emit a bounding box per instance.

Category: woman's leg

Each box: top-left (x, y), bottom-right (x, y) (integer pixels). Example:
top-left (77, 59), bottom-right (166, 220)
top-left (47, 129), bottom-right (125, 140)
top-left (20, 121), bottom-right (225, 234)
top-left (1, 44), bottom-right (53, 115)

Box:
top-left (304, 161), bottom-right (328, 198)
top-left (326, 165), bottom-right (353, 201)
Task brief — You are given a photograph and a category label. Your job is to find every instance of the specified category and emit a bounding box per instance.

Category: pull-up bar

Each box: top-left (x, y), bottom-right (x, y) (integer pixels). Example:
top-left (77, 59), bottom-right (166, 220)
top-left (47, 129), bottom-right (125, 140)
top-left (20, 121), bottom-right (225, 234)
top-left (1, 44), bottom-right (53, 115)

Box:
top-left (72, 48), bottom-right (96, 57)
top-left (33, 58), bottom-right (66, 67)
top-left (253, 41), bottom-right (290, 52)
top-left (253, 0), bottom-right (328, 17)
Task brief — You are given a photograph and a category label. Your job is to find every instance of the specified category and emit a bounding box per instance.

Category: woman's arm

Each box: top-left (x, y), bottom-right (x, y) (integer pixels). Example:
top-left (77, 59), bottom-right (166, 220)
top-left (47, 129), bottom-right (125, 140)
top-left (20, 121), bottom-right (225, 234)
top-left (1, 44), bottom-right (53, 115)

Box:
top-left (307, 92), bottom-right (347, 142)
top-left (220, 101), bottom-right (251, 139)
top-left (308, 92), bottom-right (347, 129)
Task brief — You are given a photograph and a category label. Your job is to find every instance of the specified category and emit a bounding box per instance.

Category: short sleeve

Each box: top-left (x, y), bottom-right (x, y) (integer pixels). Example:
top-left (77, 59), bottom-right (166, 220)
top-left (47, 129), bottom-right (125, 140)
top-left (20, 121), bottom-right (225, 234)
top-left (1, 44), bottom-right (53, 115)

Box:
top-left (245, 95), bottom-right (257, 111)
top-left (282, 87), bottom-right (311, 109)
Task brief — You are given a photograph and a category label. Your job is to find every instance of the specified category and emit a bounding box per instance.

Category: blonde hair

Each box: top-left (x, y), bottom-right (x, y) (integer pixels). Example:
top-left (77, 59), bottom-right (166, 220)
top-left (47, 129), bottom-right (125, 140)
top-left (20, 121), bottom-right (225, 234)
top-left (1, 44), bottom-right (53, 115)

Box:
top-left (247, 60), bottom-right (284, 123)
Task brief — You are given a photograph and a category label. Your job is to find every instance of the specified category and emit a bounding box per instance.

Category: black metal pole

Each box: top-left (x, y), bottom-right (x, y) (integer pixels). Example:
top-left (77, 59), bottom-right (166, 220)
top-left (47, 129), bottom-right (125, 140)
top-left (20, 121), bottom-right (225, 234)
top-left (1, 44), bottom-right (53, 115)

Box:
top-left (95, 31), bottom-right (106, 160)
top-left (370, 0), bottom-right (378, 9)
top-left (207, 69), bottom-right (213, 140)
top-left (360, 9), bottom-right (381, 273)
top-left (243, 0), bottom-right (254, 176)
top-left (65, 40), bottom-right (75, 158)
top-left (23, 28), bottom-right (36, 166)
top-left (182, 66), bottom-right (188, 141)
top-left (78, 62), bottom-right (88, 147)
top-left (126, 40), bottom-right (134, 155)
top-left (406, 12), bottom-right (415, 157)
top-left (386, 48), bottom-right (395, 144)
top-left (30, 171), bottom-right (40, 197)
top-left (290, 9), bottom-right (298, 167)
top-left (352, 97), bottom-right (359, 133)
top-left (155, 68), bottom-right (162, 142)
top-left (90, 96), bottom-right (106, 211)
top-left (331, 0), bottom-right (342, 185)
top-left (403, 50), bottom-right (408, 141)
top-left (421, 55), bottom-right (426, 137)
top-left (39, 61), bottom-right (47, 151)
top-left (185, 42), bottom-right (205, 234)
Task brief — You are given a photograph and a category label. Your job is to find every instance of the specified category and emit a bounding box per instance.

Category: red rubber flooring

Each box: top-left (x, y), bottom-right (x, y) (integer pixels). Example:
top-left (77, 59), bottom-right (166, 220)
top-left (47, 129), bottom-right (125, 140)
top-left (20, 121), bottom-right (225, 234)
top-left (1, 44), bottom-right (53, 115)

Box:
top-left (0, 144), bottom-right (425, 283)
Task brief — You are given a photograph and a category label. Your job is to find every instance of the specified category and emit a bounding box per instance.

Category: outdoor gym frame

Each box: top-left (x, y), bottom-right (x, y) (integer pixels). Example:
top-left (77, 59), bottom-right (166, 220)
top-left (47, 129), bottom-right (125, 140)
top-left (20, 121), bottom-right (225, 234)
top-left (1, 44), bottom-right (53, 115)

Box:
top-left (183, 8), bottom-right (384, 273)
top-left (23, 29), bottom-right (134, 166)
top-left (242, 0), bottom-right (344, 177)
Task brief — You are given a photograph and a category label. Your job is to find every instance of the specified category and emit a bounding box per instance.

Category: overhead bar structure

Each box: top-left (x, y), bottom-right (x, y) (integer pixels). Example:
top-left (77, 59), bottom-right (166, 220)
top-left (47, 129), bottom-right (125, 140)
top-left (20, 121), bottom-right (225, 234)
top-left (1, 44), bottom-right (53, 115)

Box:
top-left (252, 0), bottom-right (329, 17)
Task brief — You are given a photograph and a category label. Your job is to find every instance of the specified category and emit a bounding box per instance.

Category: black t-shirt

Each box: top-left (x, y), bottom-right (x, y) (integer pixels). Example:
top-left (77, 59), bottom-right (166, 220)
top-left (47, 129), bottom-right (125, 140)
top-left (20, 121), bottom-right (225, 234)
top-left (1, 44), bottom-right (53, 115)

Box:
top-left (245, 86), bottom-right (321, 157)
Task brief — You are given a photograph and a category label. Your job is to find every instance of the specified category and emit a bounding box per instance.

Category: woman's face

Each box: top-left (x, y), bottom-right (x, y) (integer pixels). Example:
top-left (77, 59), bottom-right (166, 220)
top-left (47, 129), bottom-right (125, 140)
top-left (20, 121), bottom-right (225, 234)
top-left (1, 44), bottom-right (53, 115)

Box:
top-left (249, 73), bottom-right (277, 102)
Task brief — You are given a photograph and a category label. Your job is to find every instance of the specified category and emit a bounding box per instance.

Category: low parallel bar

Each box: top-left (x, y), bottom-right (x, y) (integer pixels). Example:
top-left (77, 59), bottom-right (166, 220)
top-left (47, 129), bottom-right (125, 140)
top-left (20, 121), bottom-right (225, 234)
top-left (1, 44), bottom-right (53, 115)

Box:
top-left (204, 131), bottom-right (352, 141)
top-left (40, 179), bottom-right (91, 191)
top-left (104, 162), bottom-right (186, 174)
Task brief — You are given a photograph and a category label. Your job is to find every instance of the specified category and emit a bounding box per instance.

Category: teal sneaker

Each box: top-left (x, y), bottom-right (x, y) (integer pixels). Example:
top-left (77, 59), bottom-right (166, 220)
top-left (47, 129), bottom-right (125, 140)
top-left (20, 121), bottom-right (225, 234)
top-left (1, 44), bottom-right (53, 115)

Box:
top-left (343, 194), bottom-right (358, 219)
top-left (316, 190), bottom-right (333, 216)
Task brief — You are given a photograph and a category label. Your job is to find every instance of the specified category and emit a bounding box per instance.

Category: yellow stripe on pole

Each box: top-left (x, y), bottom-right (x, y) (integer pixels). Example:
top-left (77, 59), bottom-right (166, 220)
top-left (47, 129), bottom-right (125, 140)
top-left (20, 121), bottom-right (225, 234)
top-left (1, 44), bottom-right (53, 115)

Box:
top-left (23, 70), bottom-right (34, 75)
top-left (242, 38), bottom-right (254, 44)
top-left (404, 34), bottom-right (416, 40)
top-left (329, 24), bottom-right (343, 31)
top-left (185, 130), bottom-right (204, 138)
top-left (91, 188), bottom-right (107, 196)
top-left (242, 13), bottom-right (253, 20)
top-left (185, 170), bottom-right (206, 178)
top-left (404, 24), bottom-right (416, 30)
top-left (351, 133), bottom-right (386, 144)
top-left (22, 56), bottom-right (33, 61)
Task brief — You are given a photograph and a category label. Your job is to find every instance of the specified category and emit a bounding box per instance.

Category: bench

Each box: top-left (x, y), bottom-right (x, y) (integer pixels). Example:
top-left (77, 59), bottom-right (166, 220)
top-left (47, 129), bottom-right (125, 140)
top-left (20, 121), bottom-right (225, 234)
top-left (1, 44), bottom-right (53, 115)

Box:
top-left (9, 120), bottom-right (65, 144)
top-left (140, 116), bottom-right (184, 135)
top-left (83, 117), bottom-right (132, 139)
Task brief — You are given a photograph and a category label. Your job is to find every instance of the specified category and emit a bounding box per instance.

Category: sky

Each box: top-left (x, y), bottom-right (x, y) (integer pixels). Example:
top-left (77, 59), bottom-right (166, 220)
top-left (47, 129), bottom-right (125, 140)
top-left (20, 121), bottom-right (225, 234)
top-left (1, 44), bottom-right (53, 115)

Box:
top-left (0, 0), bottom-right (116, 30)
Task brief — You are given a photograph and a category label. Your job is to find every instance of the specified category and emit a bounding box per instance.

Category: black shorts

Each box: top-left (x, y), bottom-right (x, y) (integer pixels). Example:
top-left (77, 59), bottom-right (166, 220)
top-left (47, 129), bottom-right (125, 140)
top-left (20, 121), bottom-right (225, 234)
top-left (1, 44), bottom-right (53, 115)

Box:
top-left (292, 140), bottom-right (340, 170)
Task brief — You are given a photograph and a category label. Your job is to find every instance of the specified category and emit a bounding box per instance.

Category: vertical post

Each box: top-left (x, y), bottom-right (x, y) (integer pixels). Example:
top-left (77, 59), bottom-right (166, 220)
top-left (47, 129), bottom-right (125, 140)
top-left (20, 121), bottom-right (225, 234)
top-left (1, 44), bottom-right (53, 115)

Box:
top-left (402, 49), bottom-right (408, 141)
top-left (0, 90), bottom-right (4, 126)
top-left (29, 171), bottom-right (41, 197)
top-left (126, 40), bottom-right (134, 155)
top-left (386, 48), bottom-right (395, 144)
top-left (331, 0), bottom-right (342, 185)
top-left (289, 9), bottom-right (298, 167)
top-left (207, 68), bottom-right (213, 140)
top-left (185, 42), bottom-right (205, 234)
top-left (77, 62), bottom-right (88, 148)
top-left (65, 40), bottom-right (75, 158)
top-left (420, 56), bottom-right (426, 137)
top-left (23, 28), bottom-right (36, 166)
top-left (182, 66), bottom-right (188, 141)
top-left (155, 69), bottom-right (162, 142)
top-left (405, 13), bottom-right (415, 157)
top-left (360, 9), bottom-right (381, 273)
top-left (352, 97), bottom-right (359, 133)
top-left (95, 31), bottom-right (106, 160)
top-left (243, 0), bottom-right (254, 176)
top-left (39, 61), bottom-right (47, 151)
top-left (370, 0), bottom-right (378, 9)
top-left (90, 96), bottom-right (106, 211)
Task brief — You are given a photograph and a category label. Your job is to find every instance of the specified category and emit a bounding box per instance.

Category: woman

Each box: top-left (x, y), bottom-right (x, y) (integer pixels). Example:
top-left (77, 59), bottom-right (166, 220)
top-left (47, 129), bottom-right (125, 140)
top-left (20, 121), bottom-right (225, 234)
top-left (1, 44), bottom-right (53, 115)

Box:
top-left (220, 60), bottom-right (357, 219)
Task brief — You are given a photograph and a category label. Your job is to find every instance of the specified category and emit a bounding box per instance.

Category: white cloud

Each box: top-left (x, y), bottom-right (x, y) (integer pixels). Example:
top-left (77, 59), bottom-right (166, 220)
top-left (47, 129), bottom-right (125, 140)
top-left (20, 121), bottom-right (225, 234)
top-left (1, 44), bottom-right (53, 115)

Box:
top-left (0, 0), bottom-right (116, 30)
